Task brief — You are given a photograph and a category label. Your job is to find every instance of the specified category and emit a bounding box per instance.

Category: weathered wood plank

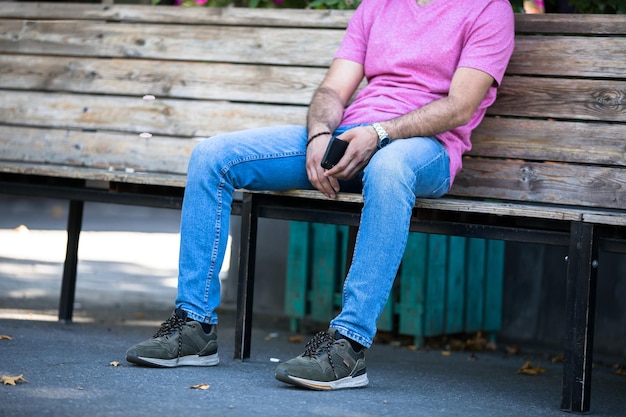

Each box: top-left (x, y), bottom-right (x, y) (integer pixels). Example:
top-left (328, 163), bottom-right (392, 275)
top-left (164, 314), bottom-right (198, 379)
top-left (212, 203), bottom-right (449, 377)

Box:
top-left (0, 161), bottom-right (187, 188)
top-left (0, 3), bottom-right (353, 28)
top-left (489, 77), bottom-right (626, 122)
top-left (2, 4), bottom-right (626, 37)
top-left (243, 189), bottom-right (592, 222)
top-left (514, 14), bottom-right (626, 35)
top-left (509, 36), bottom-right (626, 78)
top-left (0, 90), bottom-right (307, 137)
top-left (0, 19), bottom-right (343, 66)
top-left (582, 212), bottom-right (626, 227)
top-left (470, 118), bottom-right (626, 166)
top-left (0, 126), bottom-right (193, 174)
top-left (452, 159), bottom-right (626, 210)
top-left (0, 55), bottom-right (324, 104)
top-left (245, 159), bottom-right (626, 211)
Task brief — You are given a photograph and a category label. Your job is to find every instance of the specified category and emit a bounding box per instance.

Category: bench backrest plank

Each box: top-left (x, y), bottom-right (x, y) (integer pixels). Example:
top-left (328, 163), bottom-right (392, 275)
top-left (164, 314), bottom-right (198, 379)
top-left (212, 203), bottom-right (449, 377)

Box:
top-left (0, 5), bottom-right (625, 211)
top-left (0, 55), bottom-right (326, 105)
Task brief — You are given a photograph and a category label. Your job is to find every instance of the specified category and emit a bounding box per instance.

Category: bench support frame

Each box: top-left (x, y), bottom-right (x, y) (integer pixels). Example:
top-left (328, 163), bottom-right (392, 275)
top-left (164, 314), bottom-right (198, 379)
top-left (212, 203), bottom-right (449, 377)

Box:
top-left (234, 191), bottom-right (624, 414)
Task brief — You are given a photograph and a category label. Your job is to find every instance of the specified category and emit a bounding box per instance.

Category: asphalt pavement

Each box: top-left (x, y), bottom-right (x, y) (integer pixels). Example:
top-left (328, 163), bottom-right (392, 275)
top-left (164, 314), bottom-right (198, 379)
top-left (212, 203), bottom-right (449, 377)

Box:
top-left (1, 196), bottom-right (625, 417)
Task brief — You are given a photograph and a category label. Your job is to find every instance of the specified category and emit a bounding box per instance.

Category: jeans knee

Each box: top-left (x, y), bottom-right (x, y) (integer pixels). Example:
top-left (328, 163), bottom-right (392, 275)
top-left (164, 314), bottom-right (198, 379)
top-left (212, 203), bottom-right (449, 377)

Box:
top-left (364, 156), bottom-right (414, 193)
top-left (188, 137), bottom-right (229, 178)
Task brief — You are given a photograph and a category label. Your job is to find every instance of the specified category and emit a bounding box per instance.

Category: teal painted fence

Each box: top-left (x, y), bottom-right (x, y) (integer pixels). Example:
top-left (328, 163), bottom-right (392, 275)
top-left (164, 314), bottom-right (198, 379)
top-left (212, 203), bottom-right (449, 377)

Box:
top-left (284, 221), bottom-right (505, 345)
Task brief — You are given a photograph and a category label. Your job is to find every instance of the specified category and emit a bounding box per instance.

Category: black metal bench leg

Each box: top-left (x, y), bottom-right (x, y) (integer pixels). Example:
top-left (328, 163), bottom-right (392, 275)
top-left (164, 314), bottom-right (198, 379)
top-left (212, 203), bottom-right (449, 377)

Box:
top-left (561, 222), bottom-right (598, 413)
top-left (58, 200), bottom-right (84, 323)
top-left (234, 193), bottom-right (258, 361)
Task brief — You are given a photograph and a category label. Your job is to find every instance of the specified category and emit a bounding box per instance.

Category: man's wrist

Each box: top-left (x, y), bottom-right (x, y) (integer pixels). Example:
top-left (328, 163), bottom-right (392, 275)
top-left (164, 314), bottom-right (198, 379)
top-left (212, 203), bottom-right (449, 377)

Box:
top-left (306, 131), bottom-right (331, 147)
top-left (371, 122), bottom-right (391, 149)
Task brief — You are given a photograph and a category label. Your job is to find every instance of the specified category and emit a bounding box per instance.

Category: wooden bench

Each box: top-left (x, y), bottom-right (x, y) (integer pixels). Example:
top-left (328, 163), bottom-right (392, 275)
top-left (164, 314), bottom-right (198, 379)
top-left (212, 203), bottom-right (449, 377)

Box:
top-left (0, 3), bottom-right (624, 413)
top-left (0, 2), bottom-right (345, 316)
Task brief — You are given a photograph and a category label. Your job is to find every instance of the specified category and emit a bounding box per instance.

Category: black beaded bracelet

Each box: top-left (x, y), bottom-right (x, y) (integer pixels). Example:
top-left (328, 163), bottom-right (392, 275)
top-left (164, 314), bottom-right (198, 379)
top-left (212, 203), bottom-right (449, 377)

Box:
top-left (306, 131), bottom-right (331, 147)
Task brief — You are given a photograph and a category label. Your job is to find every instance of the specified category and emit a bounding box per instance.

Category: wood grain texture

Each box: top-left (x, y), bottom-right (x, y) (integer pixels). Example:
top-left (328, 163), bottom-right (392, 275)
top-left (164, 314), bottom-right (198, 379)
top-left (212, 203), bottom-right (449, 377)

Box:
top-left (1, 5), bottom-right (625, 224)
top-left (0, 3), bottom-right (353, 28)
top-left (0, 90), bottom-right (307, 136)
top-left (0, 20), bottom-right (343, 66)
top-left (0, 55), bottom-right (325, 104)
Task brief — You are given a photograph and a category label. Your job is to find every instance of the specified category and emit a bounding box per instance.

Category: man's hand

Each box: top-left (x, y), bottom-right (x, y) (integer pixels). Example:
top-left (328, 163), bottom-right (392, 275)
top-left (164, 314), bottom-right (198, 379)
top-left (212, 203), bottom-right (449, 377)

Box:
top-left (306, 134), bottom-right (340, 198)
top-left (324, 126), bottom-right (378, 181)
top-left (305, 126), bottom-right (378, 198)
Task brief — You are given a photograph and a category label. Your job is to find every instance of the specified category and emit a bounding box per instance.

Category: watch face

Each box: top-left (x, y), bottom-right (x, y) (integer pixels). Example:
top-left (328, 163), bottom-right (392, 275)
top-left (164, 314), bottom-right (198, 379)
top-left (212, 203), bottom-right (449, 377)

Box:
top-left (379, 137), bottom-right (390, 148)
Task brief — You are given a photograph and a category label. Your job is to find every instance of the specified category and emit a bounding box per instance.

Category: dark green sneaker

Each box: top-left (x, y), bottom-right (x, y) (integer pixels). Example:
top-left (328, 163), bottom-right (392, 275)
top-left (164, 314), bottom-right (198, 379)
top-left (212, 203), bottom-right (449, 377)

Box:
top-left (275, 328), bottom-right (368, 390)
top-left (125, 309), bottom-right (219, 367)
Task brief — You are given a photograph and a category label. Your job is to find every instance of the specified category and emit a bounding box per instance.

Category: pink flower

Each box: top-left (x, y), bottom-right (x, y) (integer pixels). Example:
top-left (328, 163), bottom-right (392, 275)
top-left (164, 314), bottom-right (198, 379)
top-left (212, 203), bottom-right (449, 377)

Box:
top-left (195, 0), bottom-right (207, 4)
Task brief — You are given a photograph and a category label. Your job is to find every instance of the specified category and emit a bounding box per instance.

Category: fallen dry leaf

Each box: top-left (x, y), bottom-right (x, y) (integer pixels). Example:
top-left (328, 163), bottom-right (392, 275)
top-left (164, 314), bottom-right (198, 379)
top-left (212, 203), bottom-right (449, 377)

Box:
top-left (110, 361), bottom-right (120, 367)
top-left (465, 332), bottom-right (487, 352)
top-left (613, 365), bottom-right (626, 377)
top-left (485, 341), bottom-right (497, 351)
top-left (2, 374), bottom-right (28, 386)
top-left (505, 345), bottom-right (520, 355)
top-left (287, 335), bottom-right (305, 344)
top-left (189, 383), bottom-right (210, 390)
top-left (0, 335), bottom-right (13, 340)
top-left (441, 350), bottom-right (452, 356)
top-left (551, 353), bottom-right (564, 363)
top-left (517, 360), bottom-right (546, 376)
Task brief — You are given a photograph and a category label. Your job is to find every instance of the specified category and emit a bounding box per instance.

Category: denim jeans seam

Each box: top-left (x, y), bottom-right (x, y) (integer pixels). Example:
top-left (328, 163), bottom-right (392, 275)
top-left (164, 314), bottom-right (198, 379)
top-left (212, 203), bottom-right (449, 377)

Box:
top-left (202, 181), bottom-right (225, 319)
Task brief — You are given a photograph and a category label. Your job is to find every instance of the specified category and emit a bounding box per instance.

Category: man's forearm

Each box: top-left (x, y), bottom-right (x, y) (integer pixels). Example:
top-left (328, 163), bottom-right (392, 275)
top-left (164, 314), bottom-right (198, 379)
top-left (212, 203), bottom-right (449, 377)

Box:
top-left (383, 96), bottom-right (468, 140)
top-left (306, 86), bottom-right (346, 137)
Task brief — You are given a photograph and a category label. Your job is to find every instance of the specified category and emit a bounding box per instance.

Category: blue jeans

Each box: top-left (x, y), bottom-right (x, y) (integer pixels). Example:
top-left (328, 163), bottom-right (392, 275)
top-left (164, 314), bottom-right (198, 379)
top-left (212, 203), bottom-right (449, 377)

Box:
top-left (176, 124), bottom-right (450, 348)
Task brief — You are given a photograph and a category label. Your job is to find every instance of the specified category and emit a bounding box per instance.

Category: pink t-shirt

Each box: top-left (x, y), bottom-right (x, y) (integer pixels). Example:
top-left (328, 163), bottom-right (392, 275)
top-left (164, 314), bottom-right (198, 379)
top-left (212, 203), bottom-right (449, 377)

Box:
top-left (335, 0), bottom-right (515, 184)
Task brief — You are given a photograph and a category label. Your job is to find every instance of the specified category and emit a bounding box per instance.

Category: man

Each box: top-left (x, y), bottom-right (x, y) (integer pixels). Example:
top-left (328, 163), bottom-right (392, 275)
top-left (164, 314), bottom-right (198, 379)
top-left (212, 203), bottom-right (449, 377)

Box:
top-left (126, 0), bottom-right (515, 390)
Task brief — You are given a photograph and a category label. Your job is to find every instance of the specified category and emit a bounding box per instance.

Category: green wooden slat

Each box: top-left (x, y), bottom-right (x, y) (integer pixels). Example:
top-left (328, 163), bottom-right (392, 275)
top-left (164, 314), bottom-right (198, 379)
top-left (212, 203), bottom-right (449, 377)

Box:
top-left (483, 239), bottom-right (506, 331)
top-left (465, 238), bottom-right (487, 332)
top-left (445, 236), bottom-right (467, 334)
top-left (284, 221), bottom-right (310, 321)
top-left (424, 234), bottom-right (448, 336)
top-left (284, 222), bottom-right (506, 339)
top-left (310, 223), bottom-right (339, 323)
top-left (398, 233), bottom-right (428, 340)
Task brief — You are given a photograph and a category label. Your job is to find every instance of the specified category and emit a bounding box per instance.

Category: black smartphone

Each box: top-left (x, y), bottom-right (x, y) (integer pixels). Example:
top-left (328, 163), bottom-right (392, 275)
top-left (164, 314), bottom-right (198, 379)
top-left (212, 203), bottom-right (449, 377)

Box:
top-left (321, 136), bottom-right (348, 170)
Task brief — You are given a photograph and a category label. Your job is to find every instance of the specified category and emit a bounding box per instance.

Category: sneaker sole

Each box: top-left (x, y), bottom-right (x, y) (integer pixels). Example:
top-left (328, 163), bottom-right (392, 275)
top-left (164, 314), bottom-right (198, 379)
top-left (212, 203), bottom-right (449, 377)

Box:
top-left (127, 352), bottom-right (219, 368)
top-left (276, 370), bottom-right (368, 390)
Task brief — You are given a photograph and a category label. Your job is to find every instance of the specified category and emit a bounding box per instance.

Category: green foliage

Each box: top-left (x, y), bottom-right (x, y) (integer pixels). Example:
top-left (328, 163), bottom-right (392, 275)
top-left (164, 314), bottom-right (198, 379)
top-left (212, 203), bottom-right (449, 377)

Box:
top-left (307, 0), bottom-right (361, 9)
top-left (563, 0), bottom-right (625, 13)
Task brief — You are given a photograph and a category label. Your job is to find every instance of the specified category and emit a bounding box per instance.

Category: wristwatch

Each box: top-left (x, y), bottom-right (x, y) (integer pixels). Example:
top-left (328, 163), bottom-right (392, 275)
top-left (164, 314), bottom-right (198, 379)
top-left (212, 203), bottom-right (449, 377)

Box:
top-left (371, 122), bottom-right (391, 149)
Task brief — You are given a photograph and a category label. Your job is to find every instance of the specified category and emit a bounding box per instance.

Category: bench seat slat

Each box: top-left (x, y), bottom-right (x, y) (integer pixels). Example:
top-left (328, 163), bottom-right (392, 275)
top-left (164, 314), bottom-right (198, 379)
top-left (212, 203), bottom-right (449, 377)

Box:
top-left (0, 162), bottom-right (187, 188)
top-left (4, 162), bottom-right (625, 227)
top-left (243, 189), bottom-right (626, 226)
